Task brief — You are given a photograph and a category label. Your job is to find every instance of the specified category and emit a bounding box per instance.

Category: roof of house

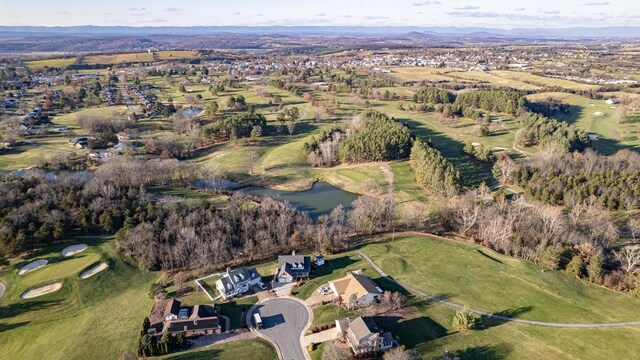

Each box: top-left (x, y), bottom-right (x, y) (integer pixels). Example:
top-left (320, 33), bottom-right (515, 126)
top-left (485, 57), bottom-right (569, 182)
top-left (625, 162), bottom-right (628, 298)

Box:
top-left (165, 317), bottom-right (220, 333)
top-left (277, 255), bottom-right (311, 278)
top-left (217, 267), bottom-right (260, 294)
top-left (164, 299), bottom-right (182, 317)
top-left (339, 316), bottom-right (380, 348)
top-left (331, 272), bottom-right (382, 301)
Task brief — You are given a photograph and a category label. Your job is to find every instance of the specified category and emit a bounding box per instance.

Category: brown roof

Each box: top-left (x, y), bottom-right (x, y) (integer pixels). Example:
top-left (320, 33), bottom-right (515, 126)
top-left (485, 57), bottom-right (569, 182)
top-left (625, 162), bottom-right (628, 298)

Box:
top-left (331, 272), bottom-right (382, 302)
top-left (348, 317), bottom-right (378, 343)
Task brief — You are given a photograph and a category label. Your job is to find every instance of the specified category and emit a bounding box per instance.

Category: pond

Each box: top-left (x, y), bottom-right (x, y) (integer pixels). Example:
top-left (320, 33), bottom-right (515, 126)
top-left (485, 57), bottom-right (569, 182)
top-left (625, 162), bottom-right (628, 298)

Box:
top-left (239, 182), bottom-right (359, 219)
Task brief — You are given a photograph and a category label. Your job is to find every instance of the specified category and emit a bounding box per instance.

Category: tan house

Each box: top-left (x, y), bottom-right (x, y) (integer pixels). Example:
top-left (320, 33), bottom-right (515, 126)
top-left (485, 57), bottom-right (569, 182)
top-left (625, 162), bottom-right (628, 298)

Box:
top-left (329, 271), bottom-right (383, 308)
top-left (336, 316), bottom-right (395, 354)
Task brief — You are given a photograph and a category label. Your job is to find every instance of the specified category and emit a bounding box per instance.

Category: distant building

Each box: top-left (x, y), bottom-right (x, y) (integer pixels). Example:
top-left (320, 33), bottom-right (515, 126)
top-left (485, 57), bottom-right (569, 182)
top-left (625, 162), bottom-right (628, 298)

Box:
top-left (335, 316), bottom-right (395, 354)
top-left (215, 267), bottom-right (261, 300)
top-left (275, 251), bottom-right (311, 283)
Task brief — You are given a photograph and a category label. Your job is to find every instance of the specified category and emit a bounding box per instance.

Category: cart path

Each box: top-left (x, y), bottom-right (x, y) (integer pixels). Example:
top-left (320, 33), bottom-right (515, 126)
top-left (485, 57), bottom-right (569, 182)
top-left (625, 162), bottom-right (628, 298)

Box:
top-left (356, 249), bottom-right (640, 328)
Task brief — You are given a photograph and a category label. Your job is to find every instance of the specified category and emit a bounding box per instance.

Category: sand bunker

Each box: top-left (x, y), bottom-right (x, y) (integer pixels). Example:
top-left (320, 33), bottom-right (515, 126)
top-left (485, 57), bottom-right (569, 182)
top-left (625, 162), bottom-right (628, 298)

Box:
top-left (0, 282), bottom-right (5, 299)
top-left (18, 259), bottom-right (48, 275)
top-left (61, 244), bottom-right (88, 257)
top-left (21, 283), bottom-right (62, 299)
top-left (80, 263), bottom-right (108, 279)
top-left (593, 111), bottom-right (605, 116)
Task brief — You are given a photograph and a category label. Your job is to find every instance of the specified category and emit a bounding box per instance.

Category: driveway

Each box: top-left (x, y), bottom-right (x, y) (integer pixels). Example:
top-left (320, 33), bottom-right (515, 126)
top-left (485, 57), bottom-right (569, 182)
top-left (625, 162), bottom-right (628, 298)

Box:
top-left (249, 298), bottom-right (311, 360)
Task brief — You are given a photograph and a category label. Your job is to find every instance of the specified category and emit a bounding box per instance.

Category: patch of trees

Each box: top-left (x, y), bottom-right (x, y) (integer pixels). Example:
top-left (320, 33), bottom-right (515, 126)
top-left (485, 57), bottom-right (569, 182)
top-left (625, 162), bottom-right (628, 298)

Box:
top-left (338, 110), bottom-right (412, 163)
top-left (138, 318), bottom-right (186, 356)
top-left (0, 158), bottom-right (198, 257)
top-left (527, 96), bottom-right (570, 117)
top-left (303, 127), bottom-right (345, 167)
top-left (410, 138), bottom-right (459, 195)
top-left (463, 141), bottom-right (494, 162)
top-left (516, 112), bottom-right (590, 151)
top-left (226, 95), bottom-right (246, 110)
top-left (412, 87), bottom-right (453, 105)
top-left (509, 149), bottom-right (640, 210)
top-left (200, 113), bottom-right (266, 141)
top-left (145, 136), bottom-right (186, 159)
top-left (453, 90), bottom-right (526, 115)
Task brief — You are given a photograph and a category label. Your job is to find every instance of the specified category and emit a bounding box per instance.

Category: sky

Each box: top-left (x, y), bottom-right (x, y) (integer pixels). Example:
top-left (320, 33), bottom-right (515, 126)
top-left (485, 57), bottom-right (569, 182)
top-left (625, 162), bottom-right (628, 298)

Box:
top-left (2, 0), bottom-right (639, 28)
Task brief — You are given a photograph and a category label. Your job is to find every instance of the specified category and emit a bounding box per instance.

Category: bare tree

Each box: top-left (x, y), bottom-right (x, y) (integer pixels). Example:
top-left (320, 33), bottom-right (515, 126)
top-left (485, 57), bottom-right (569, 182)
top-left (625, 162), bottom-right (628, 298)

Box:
top-left (245, 151), bottom-right (260, 175)
top-left (617, 245), bottom-right (640, 274)
top-left (628, 218), bottom-right (640, 242)
top-left (287, 121), bottom-right (296, 136)
top-left (383, 347), bottom-right (422, 360)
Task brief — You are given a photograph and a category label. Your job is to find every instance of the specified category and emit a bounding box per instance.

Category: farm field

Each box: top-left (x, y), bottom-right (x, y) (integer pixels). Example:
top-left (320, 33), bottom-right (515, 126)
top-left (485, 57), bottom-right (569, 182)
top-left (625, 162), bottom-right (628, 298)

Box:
top-left (388, 67), bottom-right (463, 82)
top-left (491, 70), bottom-right (601, 91)
top-left (446, 71), bottom-right (542, 91)
top-left (25, 57), bottom-right (77, 68)
top-left (0, 236), bottom-right (157, 360)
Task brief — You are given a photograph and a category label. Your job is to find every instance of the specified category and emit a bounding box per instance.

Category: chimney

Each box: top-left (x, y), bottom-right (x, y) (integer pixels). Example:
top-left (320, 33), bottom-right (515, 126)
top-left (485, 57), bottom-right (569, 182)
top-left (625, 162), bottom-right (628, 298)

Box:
top-left (226, 267), bottom-right (231, 275)
top-left (292, 250), bottom-right (296, 256)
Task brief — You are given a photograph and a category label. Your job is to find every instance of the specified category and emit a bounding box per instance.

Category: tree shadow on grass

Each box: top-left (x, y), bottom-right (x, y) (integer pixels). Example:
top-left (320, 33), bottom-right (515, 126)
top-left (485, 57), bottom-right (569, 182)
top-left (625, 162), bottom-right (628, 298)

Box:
top-left (479, 306), bottom-right (534, 330)
top-left (0, 299), bottom-right (61, 320)
top-left (454, 344), bottom-right (512, 360)
top-left (374, 315), bottom-right (449, 347)
top-left (0, 321), bottom-right (30, 333)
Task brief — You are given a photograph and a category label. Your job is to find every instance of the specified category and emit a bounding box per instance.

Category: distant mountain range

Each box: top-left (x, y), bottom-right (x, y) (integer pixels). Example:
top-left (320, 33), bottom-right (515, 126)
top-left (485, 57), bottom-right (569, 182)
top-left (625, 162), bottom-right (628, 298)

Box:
top-left (1, 25), bottom-right (640, 38)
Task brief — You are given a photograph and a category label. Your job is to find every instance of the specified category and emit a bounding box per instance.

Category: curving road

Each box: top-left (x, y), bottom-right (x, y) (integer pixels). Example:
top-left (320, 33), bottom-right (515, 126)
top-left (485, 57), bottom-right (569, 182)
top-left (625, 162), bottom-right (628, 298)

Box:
top-left (356, 249), bottom-right (640, 328)
top-left (249, 298), bottom-right (310, 360)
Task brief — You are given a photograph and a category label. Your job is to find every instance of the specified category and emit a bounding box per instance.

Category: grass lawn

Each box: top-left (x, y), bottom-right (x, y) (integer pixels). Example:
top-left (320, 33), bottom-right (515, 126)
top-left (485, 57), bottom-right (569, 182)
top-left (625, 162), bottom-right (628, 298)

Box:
top-left (355, 234), bottom-right (640, 359)
top-left (291, 253), bottom-right (375, 300)
top-left (148, 187), bottom-right (228, 206)
top-left (0, 236), bottom-right (157, 360)
top-left (312, 304), bottom-right (355, 326)
top-left (216, 296), bottom-right (258, 329)
top-left (160, 339), bottom-right (277, 360)
top-left (309, 341), bottom-right (326, 360)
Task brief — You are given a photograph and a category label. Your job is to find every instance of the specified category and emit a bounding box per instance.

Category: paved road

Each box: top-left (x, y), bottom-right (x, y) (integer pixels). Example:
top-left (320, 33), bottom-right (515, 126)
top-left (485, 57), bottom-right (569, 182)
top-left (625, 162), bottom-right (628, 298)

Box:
top-left (356, 249), bottom-right (640, 328)
top-left (0, 282), bottom-right (5, 299)
top-left (250, 298), bottom-right (309, 360)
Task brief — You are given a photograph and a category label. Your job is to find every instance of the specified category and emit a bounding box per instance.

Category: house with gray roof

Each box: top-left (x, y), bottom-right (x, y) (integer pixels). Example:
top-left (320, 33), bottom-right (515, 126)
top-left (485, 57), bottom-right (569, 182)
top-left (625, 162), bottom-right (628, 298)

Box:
top-left (215, 267), bottom-right (261, 300)
top-left (275, 251), bottom-right (311, 283)
top-left (336, 316), bottom-right (396, 354)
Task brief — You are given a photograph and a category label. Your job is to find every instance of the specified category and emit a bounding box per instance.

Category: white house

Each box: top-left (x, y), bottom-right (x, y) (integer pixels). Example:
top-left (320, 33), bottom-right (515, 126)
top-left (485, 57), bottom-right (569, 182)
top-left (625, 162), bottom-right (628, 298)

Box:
top-left (215, 267), bottom-right (261, 300)
top-left (329, 271), bottom-right (383, 308)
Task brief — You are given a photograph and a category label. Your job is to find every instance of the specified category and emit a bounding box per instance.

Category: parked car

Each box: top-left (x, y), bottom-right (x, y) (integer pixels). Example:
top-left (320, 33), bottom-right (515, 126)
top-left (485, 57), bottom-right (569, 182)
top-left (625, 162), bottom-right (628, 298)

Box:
top-left (257, 281), bottom-right (267, 290)
top-left (318, 287), bottom-right (332, 295)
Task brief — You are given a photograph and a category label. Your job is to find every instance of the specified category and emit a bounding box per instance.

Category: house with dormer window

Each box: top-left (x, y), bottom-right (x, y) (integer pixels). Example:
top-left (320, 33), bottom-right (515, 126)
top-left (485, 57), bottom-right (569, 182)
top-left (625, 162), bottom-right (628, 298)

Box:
top-left (215, 267), bottom-right (261, 300)
top-left (275, 251), bottom-right (311, 283)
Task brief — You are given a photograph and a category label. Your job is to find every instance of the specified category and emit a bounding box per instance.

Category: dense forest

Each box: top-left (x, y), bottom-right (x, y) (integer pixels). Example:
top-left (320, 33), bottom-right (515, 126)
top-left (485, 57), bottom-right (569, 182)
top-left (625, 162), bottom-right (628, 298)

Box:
top-left (200, 112), bottom-right (266, 141)
top-left (516, 112), bottom-right (590, 151)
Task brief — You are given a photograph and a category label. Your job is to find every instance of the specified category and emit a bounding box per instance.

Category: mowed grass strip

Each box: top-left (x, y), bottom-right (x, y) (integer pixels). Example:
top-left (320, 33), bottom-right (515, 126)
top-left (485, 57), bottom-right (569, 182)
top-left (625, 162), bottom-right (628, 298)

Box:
top-left (360, 234), bottom-right (640, 323)
top-left (160, 339), bottom-right (277, 360)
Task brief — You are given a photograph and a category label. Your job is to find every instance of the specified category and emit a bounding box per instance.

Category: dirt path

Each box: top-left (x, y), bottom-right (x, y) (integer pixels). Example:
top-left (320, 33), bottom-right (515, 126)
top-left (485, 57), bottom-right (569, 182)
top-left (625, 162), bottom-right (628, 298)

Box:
top-left (379, 163), bottom-right (394, 194)
top-left (356, 249), bottom-right (640, 328)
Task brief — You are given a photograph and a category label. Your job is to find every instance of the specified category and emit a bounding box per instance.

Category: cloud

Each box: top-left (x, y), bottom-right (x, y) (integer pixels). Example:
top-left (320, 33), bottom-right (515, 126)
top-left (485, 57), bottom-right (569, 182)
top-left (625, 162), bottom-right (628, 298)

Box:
top-left (584, 1), bottom-right (609, 5)
top-left (542, 10), bottom-right (560, 14)
top-left (55, 11), bottom-right (70, 15)
top-left (254, 13), bottom-right (264, 17)
top-left (232, 11), bottom-right (241, 15)
top-left (363, 15), bottom-right (389, 20)
top-left (338, 14), bottom-right (353, 18)
top-left (128, 7), bottom-right (145, 11)
top-left (514, 8), bottom-right (526, 11)
top-left (412, 1), bottom-right (442, 6)
top-left (454, 5), bottom-right (480, 10)
top-left (165, 7), bottom-right (182, 12)
top-left (315, 13), bottom-right (326, 17)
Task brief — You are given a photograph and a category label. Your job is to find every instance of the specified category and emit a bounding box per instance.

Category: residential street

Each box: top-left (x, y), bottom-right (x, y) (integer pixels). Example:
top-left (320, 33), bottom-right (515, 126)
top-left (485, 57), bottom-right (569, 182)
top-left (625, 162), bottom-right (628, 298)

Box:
top-left (249, 298), bottom-right (311, 360)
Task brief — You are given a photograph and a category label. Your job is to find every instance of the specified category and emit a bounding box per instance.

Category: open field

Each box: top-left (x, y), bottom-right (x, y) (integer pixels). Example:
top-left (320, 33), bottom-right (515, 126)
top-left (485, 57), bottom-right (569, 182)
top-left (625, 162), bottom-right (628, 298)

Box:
top-left (527, 92), bottom-right (640, 154)
top-left (0, 236), bottom-right (157, 360)
top-left (446, 71), bottom-right (542, 91)
top-left (360, 234), bottom-right (640, 323)
top-left (388, 67), bottom-right (462, 82)
top-left (25, 57), bottom-right (76, 68)
top-left (491, 70), bottom-right (601, 91)
top-left (160, 339), bottom-right (277, 360)
top-left (357, 234), bottom-right (640, 359)
top-left (83, 52), bottom-right (154, 65)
